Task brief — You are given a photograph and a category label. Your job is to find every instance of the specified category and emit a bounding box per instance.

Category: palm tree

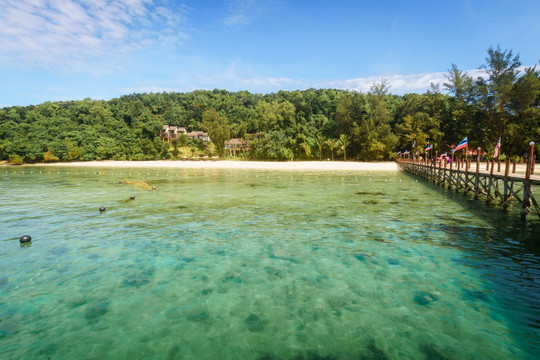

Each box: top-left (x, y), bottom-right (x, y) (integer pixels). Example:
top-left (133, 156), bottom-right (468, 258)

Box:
top-left (300, 142), bottom-right (312, 158)
top-left (315, 134), bottom-right (326, 160)
top-left (338, 134), bottom-right (351, 161)
top-left (326, 138), bottom-right (338, 161)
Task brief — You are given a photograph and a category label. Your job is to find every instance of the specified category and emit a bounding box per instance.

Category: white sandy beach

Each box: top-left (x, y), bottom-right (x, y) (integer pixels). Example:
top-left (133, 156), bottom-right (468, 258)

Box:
top-left (19, 160), bottom-right (399, 171)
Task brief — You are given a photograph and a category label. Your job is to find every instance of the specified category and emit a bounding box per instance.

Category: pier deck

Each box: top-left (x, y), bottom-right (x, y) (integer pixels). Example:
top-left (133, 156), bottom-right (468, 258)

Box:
top-left (397, 157), bottom-right (540, 220)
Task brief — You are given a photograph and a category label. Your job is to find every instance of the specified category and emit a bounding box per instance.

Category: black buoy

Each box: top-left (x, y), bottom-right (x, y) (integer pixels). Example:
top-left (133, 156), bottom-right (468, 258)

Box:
top-left (19, 235), bottom-right (32, 243)
top-left (99, 206), bottom-right (106, 212)
top-left (130, 195), bottom-right (136, 200)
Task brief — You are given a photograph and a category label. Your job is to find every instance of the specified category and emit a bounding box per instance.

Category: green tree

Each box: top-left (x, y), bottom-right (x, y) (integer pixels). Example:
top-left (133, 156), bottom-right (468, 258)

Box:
top-left (171, 139), bottom-right (180, 159)
top-left (251, 130), bottom-right (294, 160)
top-left (478, 45), bottom-right (522, 147)
top-left (356, 81), bottom-right (398, 160)
top-left (338, 134), bottom-right (350, 161)
top-left (202, 107), bottom-right (231, 157)
top-left (315, 134), bottom-right (326, 160)
top-left (443, 64), bottom-right (476, 144)
top-left (253, 100), bottom-right (296, 132)
top-left (507, 65), bottom-right (540, 155)
top-left (326, 138), bottom-right (338, 161)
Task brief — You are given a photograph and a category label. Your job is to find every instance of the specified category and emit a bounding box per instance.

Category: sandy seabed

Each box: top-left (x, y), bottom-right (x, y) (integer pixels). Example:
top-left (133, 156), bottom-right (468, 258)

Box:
top-left (19, 160), bottom-right (399, 171)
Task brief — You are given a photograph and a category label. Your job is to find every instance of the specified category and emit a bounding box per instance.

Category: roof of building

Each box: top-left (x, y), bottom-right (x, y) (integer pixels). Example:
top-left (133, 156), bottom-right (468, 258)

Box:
top-left (225, 138), bottom-right (243, 145)
top-left (187, 131), bottom-right (208, 137)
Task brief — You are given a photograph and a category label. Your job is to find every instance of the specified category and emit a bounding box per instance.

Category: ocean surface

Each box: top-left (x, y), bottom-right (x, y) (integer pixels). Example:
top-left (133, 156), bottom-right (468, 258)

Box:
top-left (1, 166), bottom-right (539, 359)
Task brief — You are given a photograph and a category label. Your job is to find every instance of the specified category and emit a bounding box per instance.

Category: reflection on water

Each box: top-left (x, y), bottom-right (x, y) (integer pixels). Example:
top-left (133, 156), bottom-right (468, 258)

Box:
top-left (0, 166), bottom-right (539, 359)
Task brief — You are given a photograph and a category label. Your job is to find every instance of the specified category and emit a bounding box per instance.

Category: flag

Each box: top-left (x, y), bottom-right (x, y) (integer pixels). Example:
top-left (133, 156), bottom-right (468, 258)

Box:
top-left (396, 151), bottom-right (401, 155)
top-left (425, 144), bottom-right (433, 151)
top-left (425, 140), bottom-right (430, 147)
top-left (452, 137), bottom-right (468, 153)
top-left (494, 137), bottom-right (501, 158)
top-left (412, 141), bottom-right (416, 148)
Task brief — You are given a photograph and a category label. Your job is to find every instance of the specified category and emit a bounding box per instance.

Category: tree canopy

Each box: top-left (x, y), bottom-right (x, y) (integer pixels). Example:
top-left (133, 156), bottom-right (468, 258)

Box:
top-left (1, 47), bottom-right (538, 163)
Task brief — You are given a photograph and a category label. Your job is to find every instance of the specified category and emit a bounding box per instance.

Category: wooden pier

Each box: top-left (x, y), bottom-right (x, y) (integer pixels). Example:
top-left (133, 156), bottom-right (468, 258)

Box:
top-left (396, 142), bottom-right (540, 221)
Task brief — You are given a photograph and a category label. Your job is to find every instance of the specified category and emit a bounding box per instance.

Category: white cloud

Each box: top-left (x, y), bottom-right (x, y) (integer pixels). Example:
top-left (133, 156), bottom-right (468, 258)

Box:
top-left (128, 68), bottom-right (489, 96)
top-left (223, 0), bottom-right (272, 26)
top-left (317, 67), bottom-right (537, 94)
top-left (321, 72), bottom-right (449, 94)
top-left (200, 63), bottom-right (307, 92)
top-left (195, 65), bottom-right (538, 95)
top-left (0, 0), bottom-right (188, 73)
top-left (183, 68), bottom-right (450, 95)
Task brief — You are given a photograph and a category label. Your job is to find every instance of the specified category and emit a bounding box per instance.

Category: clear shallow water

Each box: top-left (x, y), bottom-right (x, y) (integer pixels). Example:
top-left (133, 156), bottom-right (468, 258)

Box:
top-left (1, 166), bottom-right (539, 360)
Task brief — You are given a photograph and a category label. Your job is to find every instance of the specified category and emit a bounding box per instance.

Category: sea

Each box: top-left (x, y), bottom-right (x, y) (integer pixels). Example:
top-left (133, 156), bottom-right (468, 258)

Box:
top-left (1, 166), bottom-right (539, 359)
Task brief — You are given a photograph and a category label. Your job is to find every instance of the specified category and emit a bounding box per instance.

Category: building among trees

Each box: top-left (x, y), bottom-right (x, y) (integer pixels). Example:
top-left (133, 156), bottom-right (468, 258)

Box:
top-left (160, 125), bottom-right (186, 142)
top-left (225, 138), bottom-right (250, 156)
top-left (186, 131), bottom-right (210, 144)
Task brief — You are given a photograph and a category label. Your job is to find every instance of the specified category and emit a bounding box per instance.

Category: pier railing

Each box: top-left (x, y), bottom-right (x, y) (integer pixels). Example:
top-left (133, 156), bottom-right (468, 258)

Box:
top-left (396, 142), bottom-right (540, 220)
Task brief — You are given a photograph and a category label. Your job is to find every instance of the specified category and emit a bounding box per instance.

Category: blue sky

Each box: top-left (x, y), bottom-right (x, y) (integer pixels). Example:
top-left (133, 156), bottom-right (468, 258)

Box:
top-left (0, 0), bottom-right (538, 107)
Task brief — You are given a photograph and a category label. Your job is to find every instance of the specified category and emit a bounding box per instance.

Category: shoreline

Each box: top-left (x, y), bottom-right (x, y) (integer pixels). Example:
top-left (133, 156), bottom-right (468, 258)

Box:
top-left (10, 160), bottom-right (399, 171)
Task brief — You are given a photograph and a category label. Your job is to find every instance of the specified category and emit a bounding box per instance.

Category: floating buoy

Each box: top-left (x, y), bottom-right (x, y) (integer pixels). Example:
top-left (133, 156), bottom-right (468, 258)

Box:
top-left (99, 206), bottom-right (106, 212)
top-left (19, 235), bottom-right (32, 243)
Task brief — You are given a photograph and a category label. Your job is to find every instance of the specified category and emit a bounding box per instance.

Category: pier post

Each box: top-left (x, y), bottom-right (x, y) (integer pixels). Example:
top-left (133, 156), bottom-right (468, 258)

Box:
top-left (486, 160), bottom-right (495, 203)
top-left (475, 148), bottom-right (481, 199)
top-left (476, 149), bottom-right (480, 174)
top-left (443, 158), bottom-right (447, 186)
top-left (503, 159), bottom-right (510, 210)
top-left (521, 142), bottom-right (535, 221)
top-left (397, 142), bottom-right (539, 220)
top-left (435, 151), bottom-right (439, 183)
top-left (525, 142), bottom-right (534, 181)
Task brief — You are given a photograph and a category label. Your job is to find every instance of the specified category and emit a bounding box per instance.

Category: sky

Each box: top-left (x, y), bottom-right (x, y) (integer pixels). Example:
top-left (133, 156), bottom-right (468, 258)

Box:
top-left (0, 0), bottom-right (538, 107)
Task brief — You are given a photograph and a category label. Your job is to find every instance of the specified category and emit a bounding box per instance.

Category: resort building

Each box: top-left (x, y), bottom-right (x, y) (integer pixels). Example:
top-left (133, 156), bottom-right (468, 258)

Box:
top-left (187, 131), bottom-right (210, 144)
top-left (160, 125), bottom-right (187, 142)
top-left (225, 138), bottom-right (250, 155)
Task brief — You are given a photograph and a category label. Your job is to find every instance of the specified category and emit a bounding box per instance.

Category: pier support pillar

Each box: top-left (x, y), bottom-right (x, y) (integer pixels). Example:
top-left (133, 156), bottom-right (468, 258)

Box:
top-left (521, 142), bottom-right (535, 221)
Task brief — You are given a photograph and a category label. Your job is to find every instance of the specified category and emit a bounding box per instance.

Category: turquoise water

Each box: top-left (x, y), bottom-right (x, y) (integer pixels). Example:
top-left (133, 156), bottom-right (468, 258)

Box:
top-left (1, 166), bottom-right (539, 359)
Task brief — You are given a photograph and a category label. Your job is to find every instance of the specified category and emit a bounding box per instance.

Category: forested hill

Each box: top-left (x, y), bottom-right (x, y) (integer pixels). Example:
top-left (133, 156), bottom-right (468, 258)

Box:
top-left (1, 47), bottom-right (538, 163)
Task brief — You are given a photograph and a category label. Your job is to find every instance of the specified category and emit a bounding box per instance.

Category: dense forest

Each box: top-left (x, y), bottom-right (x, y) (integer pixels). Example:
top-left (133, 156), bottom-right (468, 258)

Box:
top-left (1, 47), bottom-right (538, 163)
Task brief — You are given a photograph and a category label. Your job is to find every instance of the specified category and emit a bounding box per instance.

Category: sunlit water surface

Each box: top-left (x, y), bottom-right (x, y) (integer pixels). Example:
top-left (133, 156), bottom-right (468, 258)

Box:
top-left (1, 166), bottom-right (539, 359)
